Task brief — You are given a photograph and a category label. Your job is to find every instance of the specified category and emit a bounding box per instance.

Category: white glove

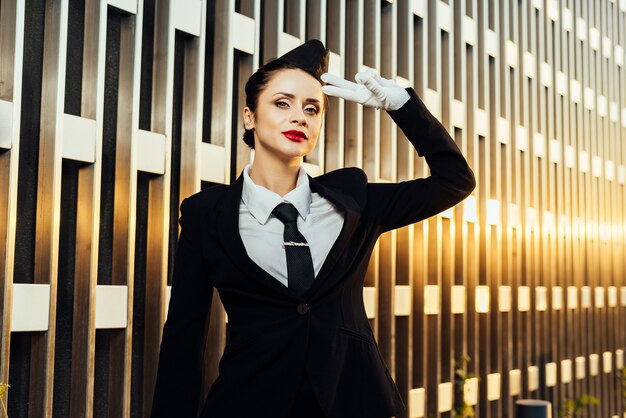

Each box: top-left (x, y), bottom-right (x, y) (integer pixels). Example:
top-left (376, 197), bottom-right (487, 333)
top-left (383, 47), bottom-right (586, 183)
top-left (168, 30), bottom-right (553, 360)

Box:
top-left (320, 68), bottom-right (410, 111)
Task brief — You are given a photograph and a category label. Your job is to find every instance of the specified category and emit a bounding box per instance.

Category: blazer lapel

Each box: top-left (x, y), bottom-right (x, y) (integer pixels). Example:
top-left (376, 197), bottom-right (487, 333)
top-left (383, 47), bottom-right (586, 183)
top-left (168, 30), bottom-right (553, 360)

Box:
top-left (215, 174), bottom-right (297, 300)
top-left (301, 173), bottom-right (361, 299)
top-left (214, 169), bottom-right (362, 301)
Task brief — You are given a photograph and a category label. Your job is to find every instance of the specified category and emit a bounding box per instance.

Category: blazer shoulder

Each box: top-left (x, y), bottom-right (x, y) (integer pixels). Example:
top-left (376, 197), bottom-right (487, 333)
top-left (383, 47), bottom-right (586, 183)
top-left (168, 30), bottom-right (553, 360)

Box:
top-left (314, 166), bottom-right (368, 209)
top-left (315, 166), bottom-right (367, 185)
top-left (179, 184), bottom-right (228, 217)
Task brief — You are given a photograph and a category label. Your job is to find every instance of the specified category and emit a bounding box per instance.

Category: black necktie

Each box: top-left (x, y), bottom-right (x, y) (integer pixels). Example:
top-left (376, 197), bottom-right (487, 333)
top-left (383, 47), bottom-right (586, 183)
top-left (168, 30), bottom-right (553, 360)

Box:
top-left (272, 202), bottom-right (315, 296)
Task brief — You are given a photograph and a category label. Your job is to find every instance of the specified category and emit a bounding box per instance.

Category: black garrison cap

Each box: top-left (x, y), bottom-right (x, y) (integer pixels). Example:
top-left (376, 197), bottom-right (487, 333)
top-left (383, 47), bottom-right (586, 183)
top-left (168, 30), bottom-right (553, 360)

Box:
top-left (266, 39), bottom-right (330, 82)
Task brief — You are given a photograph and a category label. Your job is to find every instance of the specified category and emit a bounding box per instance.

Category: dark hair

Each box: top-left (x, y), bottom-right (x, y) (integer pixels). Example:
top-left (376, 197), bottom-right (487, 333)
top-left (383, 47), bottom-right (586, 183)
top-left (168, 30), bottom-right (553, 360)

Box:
top-left (243, 59), bottom-right (329, 149)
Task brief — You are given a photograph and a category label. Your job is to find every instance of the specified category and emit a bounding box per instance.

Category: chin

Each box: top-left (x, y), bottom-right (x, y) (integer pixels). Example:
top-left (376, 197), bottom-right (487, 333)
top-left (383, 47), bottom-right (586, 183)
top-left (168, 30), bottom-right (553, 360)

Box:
top-left (282, 141), bottom-right (313, 153)
top-left (278, 148), bottom-right (311, 161)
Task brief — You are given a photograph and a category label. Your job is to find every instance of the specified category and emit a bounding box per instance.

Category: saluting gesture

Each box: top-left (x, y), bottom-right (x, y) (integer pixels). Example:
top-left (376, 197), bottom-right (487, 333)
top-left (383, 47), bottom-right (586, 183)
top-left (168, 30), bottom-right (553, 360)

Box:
top-left (320, 68), bottom-right (410, 111)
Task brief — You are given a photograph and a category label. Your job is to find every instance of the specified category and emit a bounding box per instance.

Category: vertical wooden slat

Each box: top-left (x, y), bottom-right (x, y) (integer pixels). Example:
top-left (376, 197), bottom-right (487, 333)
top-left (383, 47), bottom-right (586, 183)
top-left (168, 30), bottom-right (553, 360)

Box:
top-left (211, 0), bottom-right (235, 181)
top-left (67, 0), bottom-right (106, 415)
top-left (143, 0), bottom-right (174, 413)
top-left (108, 5), bottom-right (144, 417)
top-left (440, 13), bottom-right (453, 418)
top-left (0, 0), bottom-right (24, 412)
top-left (2, 1), bottom-right (626, 417)
top-left (344, 0), bottom-right (363, 169)
top-left (411, 9), bottom-right (426, 411)
top-left (322, 0), bottom-right (346, 172)
top-left (28, 0), bottom-right (68, 416)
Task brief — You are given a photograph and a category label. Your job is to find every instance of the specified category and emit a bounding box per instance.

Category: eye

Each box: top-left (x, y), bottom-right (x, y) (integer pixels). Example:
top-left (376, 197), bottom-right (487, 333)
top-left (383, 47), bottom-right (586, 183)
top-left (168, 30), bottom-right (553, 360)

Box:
top-left (275, 100), bottom-right (289, 108)
top-left (305, 105), bottom-right (320, 115)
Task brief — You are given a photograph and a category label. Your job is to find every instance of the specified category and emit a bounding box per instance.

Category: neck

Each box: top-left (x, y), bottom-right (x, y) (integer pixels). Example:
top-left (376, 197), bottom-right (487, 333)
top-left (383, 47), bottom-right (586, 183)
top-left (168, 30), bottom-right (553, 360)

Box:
top-left (249, 155), bottom-right (303, 197)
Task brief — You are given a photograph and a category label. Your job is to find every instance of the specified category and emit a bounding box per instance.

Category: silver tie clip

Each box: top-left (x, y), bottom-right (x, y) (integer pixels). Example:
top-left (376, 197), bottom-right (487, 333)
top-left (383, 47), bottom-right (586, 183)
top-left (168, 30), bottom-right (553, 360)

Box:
top-left (282, 241), bottom-right (309, 248)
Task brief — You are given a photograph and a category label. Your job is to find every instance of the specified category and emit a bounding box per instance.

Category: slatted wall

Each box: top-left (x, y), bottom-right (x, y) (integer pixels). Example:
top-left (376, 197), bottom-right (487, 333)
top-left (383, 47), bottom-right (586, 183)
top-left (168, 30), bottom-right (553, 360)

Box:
top-left (0, 0), bottom-right (625, 417)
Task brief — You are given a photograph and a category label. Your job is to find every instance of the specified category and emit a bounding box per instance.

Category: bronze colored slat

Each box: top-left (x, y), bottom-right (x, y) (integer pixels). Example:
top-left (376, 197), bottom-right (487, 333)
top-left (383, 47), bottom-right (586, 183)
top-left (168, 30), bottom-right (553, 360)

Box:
top-left (323, 0), bottom-right (346, 172)
top-left (519, 0), bottom-right (532, 400)
top-left (143, 176), bottom-right (168, 415)
top-left (378, 231), bottom-right (395, 375)
top-left (234, 52), bottom-right (253, 176)
top-left (538, 0), bottom-right (560, 404)
top-left (572, 0), bottom-right (584, 406)
top-left (0, 146), bottom-right (14, 410)
top-left (423, 4), bottom-right (442, 415)
top-left (553, 1), bottom-right (566, 410)
top-left (67, 0), bottom-right (106, 415)
top-left (344, 0), bottom-right (363, 169)
top-left (605, 1), bottom-right (618, 414)
top-left (142, 0), bottom-right (174, 413)
top-left (179, 23), bottom-right (205, 200)
top-left (596, 3), bottom-right (605, 414)
top-left (361, 1), bottom-right (379, 180)
top-left (508, 6), bottom-right (521, 411)
top-left (283, 0), bottom-right (302, 38)
top-left (395, 225), bottom-right (412, 417)
top-left (199, 5), bottom-right (233, 393)
top-left (610, 2), bottom-right (626, 411)
top-left (378, 0), bottom-right (399, 393)
top-left (108, 6), bottom-right (144, 417)
top-left (563, 5), bottom-right (573, 411)
top-left (440, 216), bottom-right (453, 384)
top-left (451, 15), bottom-right (467, 392)
top-left (28, 0), bottom-right (69, 415)
top-left (305, 0), bottom-right (323, 41)
top-left (486, 4), bottom-right (503, 415)
top-left (578, 0), bottom-right (592, 412)
top-left (262, 0), bottom-right (281, 67)
top-left (0, 0), bottom-right (23, 409)
top-left (500, 1), bottom-right (514, 414)
top-left (0, 0), bottom-right (17, 100)
top-left (465, 8), bottom-right (481, 409)
top-left (380, 1), bottom-right (395, 182)
top-left (411, 223), bottom-right (426, 391)
top-left (70, 164), bottom-right (97, 417)
top-left (211, 0), bottom-right (235, 181)
top-left (411, 8), bottom-right (426, 400)
top-left (529, 0), bottom-right (541, 401)
top-left (303, 1), bottom-right (325, 169)
top-left (476, 3), bottom-right (491, 415)
top-left (440, 26), bottom-right (453, 414)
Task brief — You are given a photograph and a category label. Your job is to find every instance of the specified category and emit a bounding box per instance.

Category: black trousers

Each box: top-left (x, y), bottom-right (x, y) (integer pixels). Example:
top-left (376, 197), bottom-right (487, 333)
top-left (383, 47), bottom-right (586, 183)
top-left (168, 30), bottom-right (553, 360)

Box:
top-left (285, 372), bottom-right (326, 418)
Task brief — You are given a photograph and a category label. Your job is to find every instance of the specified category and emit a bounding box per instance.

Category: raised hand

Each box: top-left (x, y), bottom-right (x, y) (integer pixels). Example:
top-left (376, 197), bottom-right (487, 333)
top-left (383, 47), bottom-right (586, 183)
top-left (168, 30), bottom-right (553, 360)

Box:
top-left (320, 68), bottom-right (410, 111)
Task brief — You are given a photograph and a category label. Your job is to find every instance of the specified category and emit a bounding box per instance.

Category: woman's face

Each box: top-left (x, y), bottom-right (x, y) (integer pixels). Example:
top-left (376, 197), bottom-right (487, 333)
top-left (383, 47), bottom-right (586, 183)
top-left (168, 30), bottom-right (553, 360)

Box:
top-left (244, 68), bottom-right (325, 163)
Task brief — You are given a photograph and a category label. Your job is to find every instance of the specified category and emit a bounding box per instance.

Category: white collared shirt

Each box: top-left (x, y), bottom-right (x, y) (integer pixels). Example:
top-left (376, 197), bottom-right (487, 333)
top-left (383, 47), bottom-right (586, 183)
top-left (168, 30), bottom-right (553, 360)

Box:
top-left (239, 163), bottom-right (345, 287)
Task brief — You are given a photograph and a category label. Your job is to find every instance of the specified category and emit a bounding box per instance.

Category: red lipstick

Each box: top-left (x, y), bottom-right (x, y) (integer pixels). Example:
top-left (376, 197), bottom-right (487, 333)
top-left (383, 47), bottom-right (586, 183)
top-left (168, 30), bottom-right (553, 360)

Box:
top-left (283, 130), bottom-right (307, 142)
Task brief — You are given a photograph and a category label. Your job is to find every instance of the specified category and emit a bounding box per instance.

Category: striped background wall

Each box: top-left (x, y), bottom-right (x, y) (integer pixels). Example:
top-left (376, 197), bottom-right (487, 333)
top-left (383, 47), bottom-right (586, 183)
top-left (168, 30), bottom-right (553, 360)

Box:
top-left (0, 0), bottom-right (625, 417)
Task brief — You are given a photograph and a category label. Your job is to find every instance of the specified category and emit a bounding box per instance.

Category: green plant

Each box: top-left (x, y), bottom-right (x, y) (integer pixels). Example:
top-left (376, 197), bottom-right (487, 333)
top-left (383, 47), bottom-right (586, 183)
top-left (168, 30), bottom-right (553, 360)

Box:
top-left (557, 393), bottom-right (600, 418)
top-left (0, 383), bottom-right (8, 418)
top-left (453, 355), bottom-right (478, 418)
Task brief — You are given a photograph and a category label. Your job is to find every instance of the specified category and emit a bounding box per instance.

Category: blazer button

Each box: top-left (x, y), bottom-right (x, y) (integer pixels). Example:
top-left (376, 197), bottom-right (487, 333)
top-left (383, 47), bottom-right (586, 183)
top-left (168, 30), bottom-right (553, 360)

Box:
top-left (297, 303), bottom-right (309, 315)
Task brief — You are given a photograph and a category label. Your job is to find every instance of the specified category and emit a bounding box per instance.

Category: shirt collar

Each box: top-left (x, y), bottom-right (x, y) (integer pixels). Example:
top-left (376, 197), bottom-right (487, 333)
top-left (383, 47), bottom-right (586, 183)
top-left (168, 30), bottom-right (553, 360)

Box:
top-left (241, 162), bottom-right (312, 225)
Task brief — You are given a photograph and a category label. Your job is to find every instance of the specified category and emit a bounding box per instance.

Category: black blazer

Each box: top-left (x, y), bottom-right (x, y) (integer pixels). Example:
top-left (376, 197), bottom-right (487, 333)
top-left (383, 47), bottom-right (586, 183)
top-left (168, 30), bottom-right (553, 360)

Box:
top-left (151, 88), bottom-right (476, 418)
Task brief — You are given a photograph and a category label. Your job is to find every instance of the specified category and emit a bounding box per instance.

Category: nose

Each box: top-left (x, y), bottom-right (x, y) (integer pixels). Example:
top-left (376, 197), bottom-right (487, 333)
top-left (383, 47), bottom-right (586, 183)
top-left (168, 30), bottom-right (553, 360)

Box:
top-left (291, 107), bottom-right (307, 126)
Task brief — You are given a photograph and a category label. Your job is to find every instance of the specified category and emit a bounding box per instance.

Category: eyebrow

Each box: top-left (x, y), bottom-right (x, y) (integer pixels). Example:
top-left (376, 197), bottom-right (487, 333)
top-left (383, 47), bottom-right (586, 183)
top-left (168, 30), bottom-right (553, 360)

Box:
top-left (272, 92), bottom-right (321, 104)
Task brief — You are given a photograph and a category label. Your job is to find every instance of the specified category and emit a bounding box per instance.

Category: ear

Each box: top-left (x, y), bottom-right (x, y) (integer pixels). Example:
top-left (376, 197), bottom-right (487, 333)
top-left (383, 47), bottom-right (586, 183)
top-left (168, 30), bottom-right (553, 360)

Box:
top-left (243, 107), bottom-right (255, 130)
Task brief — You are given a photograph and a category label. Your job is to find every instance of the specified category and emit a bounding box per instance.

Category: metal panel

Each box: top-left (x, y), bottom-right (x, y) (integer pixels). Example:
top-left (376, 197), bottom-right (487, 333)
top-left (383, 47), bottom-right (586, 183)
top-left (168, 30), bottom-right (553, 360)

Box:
top-left (0, 100), bottom-right (12, 149)
top-left (10, 284), bottom-right (51, 332)
top-left (0, 0), bottom-right (624, 417)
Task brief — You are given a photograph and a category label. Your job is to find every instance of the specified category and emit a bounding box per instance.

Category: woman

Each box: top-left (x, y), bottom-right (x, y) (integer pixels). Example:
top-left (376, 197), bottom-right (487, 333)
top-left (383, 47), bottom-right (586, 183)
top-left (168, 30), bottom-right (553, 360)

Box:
top-left (151, 39), bottom-right (475, 418)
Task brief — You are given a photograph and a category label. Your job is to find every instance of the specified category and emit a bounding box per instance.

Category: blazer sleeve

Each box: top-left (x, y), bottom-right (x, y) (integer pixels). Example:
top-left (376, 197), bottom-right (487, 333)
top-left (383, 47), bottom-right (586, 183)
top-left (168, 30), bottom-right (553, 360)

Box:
top-left (151, 197), bottom-right (214, 418)
top-left (366, 87), bottom-right (476, 232)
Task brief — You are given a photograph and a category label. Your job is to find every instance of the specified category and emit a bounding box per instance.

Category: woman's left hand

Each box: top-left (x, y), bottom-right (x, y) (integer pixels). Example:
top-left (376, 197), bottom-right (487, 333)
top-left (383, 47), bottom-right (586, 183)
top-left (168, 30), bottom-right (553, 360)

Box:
top-left (320, 68), bottom-right (410, 111)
